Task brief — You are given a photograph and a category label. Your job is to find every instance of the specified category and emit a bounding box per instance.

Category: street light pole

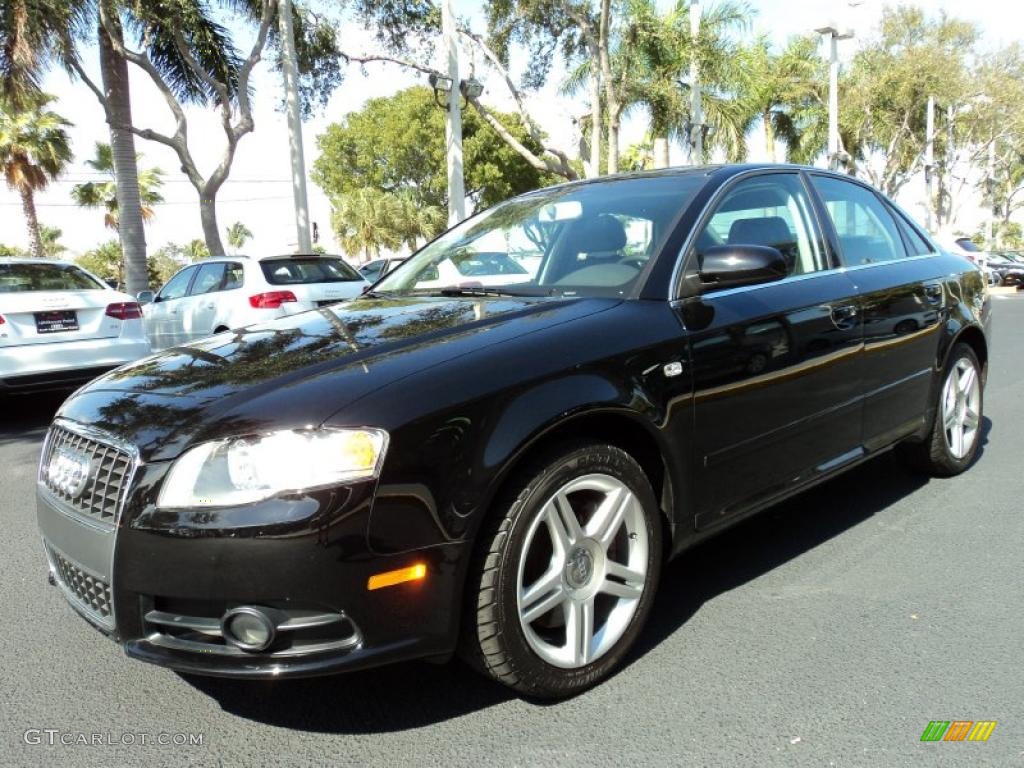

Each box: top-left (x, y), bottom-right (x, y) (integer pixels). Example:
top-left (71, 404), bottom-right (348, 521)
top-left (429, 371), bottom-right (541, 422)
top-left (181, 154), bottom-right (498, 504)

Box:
top-left (689, 0), bottom-right (703, 164)
top-left (278, 0), bottom-right (312, 253)
top-left (441, 0), bottom-right (466, 226)
top-left (815, 24), bottom-right (854, 171)
top-left (925, 95), bottom-right (935, 232)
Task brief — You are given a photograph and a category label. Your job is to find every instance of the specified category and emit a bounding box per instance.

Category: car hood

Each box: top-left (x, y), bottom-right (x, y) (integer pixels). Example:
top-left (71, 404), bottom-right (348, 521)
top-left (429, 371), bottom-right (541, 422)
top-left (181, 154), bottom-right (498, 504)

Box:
top-left (59, 295), bottom-right (617, 461)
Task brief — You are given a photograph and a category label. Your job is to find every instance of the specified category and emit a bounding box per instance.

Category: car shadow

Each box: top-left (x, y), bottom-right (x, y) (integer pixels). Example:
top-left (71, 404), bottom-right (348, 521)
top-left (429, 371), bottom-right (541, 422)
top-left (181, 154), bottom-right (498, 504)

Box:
top-left (183, 419), bottom-right (993, 733)
top-left (0, 392), bottom-right (68, 447)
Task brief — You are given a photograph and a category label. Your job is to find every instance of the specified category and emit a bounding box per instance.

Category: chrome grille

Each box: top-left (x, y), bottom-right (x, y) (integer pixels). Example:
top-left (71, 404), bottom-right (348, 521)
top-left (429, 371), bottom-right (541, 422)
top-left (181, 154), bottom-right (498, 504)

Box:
top-left (50, 548), bottom-right (113, 624)
top-left (40, 424), bottom-right (133, 525)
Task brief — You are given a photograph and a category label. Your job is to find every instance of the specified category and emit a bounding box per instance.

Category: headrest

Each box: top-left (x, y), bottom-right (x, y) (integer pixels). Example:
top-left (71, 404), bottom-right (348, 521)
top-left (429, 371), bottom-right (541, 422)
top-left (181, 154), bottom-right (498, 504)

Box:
top-left (728, 216), bottom-right (793, 249)
top-left (568, 214), bottom-right (628, 253)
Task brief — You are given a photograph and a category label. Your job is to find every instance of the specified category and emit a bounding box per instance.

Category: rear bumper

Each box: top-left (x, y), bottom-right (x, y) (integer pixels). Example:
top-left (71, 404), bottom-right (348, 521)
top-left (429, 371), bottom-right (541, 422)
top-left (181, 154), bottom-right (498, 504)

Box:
top-left (0, 337), bottom-right (151, 392)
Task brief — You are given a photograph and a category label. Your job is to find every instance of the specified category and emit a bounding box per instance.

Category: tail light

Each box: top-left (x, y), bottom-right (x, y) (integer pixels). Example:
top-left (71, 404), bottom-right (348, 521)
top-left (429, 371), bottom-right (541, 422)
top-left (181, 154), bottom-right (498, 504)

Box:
top-left (249, 291), bottom-right (297, 309)
top-left (105, 302), bottom-right (143, 320)
top-left (0, 314), bottom-right (5, 325)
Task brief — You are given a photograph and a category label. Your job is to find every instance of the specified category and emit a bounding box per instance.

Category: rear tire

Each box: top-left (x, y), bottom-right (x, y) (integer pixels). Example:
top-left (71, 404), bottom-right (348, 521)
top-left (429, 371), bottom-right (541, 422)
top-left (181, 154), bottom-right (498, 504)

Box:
top-left (900, 343), bottom-right (983, 476)
top-left (461, 442), bottom-right (663, 698)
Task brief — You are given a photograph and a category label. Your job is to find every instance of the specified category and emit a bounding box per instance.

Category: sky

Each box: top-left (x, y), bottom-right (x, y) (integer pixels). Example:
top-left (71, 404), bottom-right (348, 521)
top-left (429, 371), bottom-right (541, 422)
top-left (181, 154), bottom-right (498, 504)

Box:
top-left (1, 0), bottom-right (1021, 259)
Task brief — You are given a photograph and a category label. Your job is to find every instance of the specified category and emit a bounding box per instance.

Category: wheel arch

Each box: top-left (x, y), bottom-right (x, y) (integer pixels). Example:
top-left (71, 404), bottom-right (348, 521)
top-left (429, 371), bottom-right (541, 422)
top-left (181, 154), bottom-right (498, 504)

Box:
top-left (949, 324), bottom-right (988, 384)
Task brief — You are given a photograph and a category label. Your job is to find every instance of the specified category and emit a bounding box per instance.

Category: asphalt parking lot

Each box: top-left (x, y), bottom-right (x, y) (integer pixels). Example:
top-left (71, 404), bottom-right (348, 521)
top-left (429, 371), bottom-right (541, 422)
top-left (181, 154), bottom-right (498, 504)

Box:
top-left (2, 292), bottom-right (1022, 768)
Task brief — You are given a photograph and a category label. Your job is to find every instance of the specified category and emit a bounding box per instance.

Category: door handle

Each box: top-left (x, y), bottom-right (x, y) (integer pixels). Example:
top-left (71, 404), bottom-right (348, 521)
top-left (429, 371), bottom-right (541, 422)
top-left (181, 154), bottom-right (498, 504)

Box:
top-left (830, 304), bottom-right (858, 329)
top-left (923, 283), bottom-right (944, 305)
top-left (204, 303), bottom-right (215, 309)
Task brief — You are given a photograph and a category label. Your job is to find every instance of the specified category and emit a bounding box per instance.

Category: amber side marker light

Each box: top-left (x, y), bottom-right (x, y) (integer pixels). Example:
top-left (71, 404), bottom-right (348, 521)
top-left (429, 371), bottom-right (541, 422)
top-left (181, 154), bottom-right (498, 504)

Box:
top-left (367, 563), bottom-right (427, 591)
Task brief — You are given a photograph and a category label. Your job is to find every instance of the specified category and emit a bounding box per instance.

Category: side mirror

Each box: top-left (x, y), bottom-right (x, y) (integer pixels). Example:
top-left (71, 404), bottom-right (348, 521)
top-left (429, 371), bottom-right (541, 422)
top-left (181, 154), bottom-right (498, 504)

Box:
top-left (699, 245), bottom-right (788, 290)
top-left (137, 290), bottom-right (155, 305)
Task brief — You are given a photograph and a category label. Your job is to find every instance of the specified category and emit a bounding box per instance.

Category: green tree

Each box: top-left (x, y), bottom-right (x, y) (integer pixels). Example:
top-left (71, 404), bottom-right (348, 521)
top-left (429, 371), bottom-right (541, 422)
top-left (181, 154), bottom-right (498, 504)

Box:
top-left (71, 142), bottom-right (164, 230)
top-left (76, 240), bottom-right (122, 283)
top-left (0, 94), bottom-right (72, 258)
top-left (330, 188), bottom-right (403, 262)
top-left (40, 224), bottom-right (65, 257)
top-left (314, 87), bottom-right (556, 219)
top-left (734, 35), bottom-right (825, 163)
top-left (225, 221), bottom-right (254, 253)
top-left (0, 243), bottom-right (26, 257)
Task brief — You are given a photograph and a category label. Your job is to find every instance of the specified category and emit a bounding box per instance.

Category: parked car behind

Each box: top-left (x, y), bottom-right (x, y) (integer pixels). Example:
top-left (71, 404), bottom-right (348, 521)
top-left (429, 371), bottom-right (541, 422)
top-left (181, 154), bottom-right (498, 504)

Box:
top-left (987, 251), bottom-right (1024, 286)
top-left (0, 259), bottom-right (150, 394)
top-left (946, 237), bottom-right (1000, 285)
top-left (141, 254), bottom-right (369, 351)
top-left (358, 257), bottom-right (406, 284)
top-left (37, 166), bottom-right (990, 698)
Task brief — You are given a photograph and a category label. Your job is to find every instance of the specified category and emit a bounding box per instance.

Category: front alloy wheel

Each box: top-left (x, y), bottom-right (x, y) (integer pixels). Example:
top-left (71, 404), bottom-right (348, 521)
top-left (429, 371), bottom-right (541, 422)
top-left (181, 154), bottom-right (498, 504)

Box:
top-left (463, 442), bottom-right (662, 698)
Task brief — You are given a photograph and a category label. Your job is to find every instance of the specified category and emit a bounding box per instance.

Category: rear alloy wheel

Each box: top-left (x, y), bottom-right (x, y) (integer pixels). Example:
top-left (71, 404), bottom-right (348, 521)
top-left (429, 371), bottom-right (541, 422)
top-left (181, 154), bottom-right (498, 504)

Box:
top-left (900, 343), bottom-right (984, 476)
top-left (463, 443), bottom-right (662, 698)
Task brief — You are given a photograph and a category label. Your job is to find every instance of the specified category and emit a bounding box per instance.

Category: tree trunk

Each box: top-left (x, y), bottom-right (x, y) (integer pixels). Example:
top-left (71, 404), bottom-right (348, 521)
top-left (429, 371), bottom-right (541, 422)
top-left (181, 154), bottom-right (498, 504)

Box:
top-left (653, 136), bottom-right (670, 169)
top-left (607, 115), bottom-right (620, 175)
top-left (20, 186), bottom-right (44, 258)
top-left (98, 12), bottom-right (148, 294)
top-left (588, 68), bottom-right (601, 178)
top-left (200, 190), bottom-right (226, 256)
top-left (763, 112), bottom-right (776, 162)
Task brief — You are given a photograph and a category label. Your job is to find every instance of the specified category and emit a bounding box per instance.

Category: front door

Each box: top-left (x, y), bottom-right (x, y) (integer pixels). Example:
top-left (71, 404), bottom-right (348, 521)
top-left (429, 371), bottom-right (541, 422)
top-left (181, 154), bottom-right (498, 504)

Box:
top-left (145, 265), bottom-right (198, 351)
top-left (678, 172), bottom-right (865, 529)
top-left (808, 175), bottom-right (946, 450)
top-left (185, 261), bottom-right (227, 342)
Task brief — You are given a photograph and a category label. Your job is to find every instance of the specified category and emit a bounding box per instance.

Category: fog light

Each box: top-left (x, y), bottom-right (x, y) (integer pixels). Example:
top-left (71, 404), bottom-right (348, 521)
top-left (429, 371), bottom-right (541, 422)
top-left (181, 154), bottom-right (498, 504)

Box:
top-left (221, 607), bottom-right (276, 652)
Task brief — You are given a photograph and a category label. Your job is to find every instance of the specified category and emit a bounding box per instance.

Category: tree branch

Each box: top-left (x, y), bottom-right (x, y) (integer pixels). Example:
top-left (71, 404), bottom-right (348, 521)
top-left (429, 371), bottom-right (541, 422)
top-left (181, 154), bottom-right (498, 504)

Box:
top-left (467, 98), bottom-right (577, 179)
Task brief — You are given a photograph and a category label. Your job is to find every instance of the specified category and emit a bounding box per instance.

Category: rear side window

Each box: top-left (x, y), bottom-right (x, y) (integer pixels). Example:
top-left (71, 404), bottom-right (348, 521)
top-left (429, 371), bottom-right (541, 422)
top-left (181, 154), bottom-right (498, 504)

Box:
top-left (223, 262), bottom-right (244, 290)
top-left (189, 262), bottom-right (227, 295)
top-left (894, 214), bottom-right (934, 256)
top-left (261, 258), bottom-right (362, 285)
top-left (0, 263), bottom-right (104, 293)
top-left (811, 176), bottom-right (907, 266)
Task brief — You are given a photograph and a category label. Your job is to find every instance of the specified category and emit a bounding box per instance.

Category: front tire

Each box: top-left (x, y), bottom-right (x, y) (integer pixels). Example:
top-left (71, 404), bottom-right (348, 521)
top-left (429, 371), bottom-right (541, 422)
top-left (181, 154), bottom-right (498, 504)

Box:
top-left (462, 442), bottom-right (663, 698)
top-left (901, 343), bottom-right (984, 476)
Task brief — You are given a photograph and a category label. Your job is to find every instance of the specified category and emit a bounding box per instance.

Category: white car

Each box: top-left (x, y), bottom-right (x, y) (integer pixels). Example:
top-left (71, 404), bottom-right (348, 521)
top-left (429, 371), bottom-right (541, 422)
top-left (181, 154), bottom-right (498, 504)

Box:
top-left (141, 254), bottom-right (369, 351)
top-left (412, 251), bottom-right (533, 290)
top-left (0, 258), bottom-right (151, 393)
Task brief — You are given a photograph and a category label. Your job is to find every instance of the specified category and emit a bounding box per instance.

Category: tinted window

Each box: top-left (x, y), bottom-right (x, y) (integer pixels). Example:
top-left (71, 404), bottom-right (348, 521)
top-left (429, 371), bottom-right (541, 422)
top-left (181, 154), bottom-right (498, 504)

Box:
top-left (955, 238), bottom-right (981, 253)
top-left (0, 262), bottom-right (104, 293)
top-left (158, 266), bottom-right (197, 301)
top-left (377, 175), bottom-right (708, 298)
top-left (223, 262), bottom-right (244, 290)
top-left (895, 214), bottom-right (933, 256)
top-left (812, 176), bottom-right (906, 266)
top-left (696, 174), bottom-right (827, 276)
top-left (189, 262), bottom-right (226, 295)
top-left (261, 258), bottom-right (362, 285)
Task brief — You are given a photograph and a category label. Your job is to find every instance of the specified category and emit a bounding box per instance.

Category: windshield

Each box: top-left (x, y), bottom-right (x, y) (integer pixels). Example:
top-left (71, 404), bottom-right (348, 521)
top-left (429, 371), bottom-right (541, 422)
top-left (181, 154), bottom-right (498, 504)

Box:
top-left (376, 175), bottom-right (707, 298)
top-left (0, 262), bottom-right (104, 293)
top-left (260, 257), bottom-right (363, 285)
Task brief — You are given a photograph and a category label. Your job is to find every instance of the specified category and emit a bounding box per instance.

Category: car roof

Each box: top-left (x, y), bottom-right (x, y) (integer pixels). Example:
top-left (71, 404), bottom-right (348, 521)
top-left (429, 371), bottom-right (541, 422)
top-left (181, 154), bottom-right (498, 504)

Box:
top-left (0, 257), bottom-right (81, 265)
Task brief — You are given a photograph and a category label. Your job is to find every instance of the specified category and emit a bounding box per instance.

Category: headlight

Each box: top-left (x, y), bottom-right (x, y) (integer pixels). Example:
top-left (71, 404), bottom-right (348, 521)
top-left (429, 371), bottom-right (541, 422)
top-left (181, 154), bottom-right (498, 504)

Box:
top-left (157, 428), bottom-right (388, 508)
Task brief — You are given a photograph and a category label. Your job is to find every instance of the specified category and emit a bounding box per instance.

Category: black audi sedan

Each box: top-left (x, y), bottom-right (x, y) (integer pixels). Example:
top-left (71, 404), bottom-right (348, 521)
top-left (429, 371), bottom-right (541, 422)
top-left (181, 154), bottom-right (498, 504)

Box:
top-left (37, 165), bottom-right (990, 698)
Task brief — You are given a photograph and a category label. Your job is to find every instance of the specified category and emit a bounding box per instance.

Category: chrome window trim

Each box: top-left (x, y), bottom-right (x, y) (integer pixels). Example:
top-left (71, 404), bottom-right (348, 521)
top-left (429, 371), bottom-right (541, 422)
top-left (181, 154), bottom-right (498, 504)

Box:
top-left (672, 252), bottom-right (940, 303)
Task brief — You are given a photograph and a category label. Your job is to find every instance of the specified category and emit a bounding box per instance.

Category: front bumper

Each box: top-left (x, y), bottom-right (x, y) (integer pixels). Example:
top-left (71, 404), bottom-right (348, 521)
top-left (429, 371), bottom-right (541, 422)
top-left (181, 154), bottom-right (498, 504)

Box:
top-left (37, 456), bottom-right (466, 679)
top-left (1, 336), bottom-right (151, 392)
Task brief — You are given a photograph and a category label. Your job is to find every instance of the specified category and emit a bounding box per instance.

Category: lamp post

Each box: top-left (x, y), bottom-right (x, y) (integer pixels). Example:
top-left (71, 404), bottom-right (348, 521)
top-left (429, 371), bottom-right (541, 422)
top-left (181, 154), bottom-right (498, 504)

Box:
top-left (278, 0), bottom-right (312, 252)
top-left (815, 23), bottom-right (854, 171)
top-left (440, 0), bottom-right (466, 226)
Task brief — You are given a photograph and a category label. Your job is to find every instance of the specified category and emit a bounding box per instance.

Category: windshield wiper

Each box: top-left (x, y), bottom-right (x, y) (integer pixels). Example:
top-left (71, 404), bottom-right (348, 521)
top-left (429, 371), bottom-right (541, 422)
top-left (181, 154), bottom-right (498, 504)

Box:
top-left (433, 287), bottom-right (527, 297)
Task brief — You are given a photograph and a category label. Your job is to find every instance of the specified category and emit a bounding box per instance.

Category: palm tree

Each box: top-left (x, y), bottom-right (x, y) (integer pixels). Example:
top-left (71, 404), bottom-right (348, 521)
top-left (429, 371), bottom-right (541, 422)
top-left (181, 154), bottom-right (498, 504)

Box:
top-left (71, 142), bottom-right (164, 229)
top-left (734, 35), bottom-right (825, 162)
top-left (40, 225), bottom-right (66, 257)
top-left (0, 95), bottom-right (72, 257)
top-left (225, 221), bottom-right (254, 253)
top-left (392, 190), bottom-right (445, 251)
top-left (331, 189), bottom-right (403, 263)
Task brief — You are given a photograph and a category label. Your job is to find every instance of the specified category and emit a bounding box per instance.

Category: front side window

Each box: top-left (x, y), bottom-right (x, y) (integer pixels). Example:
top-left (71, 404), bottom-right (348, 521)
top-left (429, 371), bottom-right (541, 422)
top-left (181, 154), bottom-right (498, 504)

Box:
top-left (376, 175), bottom-right (708, 298)
top-left (811, 176), bottom-right (907, 266)
top-left (694, 174), bottom-right (827, 276)
top-left (189, 262), bottom-right (227, 295)
top-left (261, 257), bottom-right (363, 285)
top-left (157, 266), bottom-right (197, 301)
top-left (0, 263), bottom-right (104, 293)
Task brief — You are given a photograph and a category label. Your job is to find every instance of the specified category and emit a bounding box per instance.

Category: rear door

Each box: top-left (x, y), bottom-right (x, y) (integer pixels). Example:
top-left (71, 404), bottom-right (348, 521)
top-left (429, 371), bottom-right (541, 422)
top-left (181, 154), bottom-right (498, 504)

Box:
top-left (145, 265), bottom-right (198, 351)
top-left (679, 172), bottom-right (865, 528)
top-left (808, 174), bottom-right (946, 449)
top-left (0, 263), bottom-right (120, 348)
top-left (185, 261), bottom-right (227, 341)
